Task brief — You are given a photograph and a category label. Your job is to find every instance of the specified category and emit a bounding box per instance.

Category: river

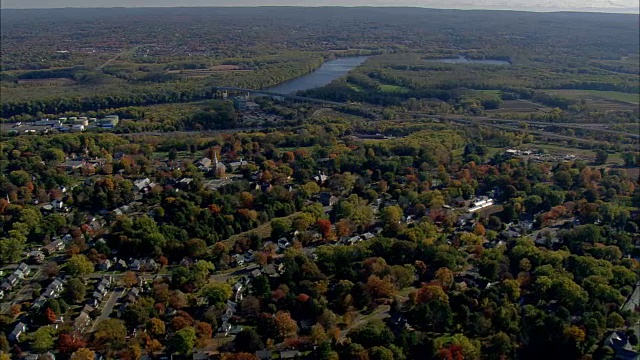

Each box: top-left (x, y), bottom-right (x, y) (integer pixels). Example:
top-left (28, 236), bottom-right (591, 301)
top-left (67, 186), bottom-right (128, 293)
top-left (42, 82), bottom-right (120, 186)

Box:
top-left (266, 56), bottom-right (368, 94)
top-left (425, 56), bottom-right (511, 65)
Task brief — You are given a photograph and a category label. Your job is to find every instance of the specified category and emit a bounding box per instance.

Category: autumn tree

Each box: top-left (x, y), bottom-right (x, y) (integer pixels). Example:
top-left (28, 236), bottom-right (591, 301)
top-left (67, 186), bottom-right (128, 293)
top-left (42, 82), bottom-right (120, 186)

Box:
top-left (317, 219), bottom-right (333, 241)
top-left (122, 271), bottom-right (138, 288)
top-left (274, 311), bottom-right (298, 340)
top-left (58, 333), bottom-right (87, 354)
top-left (71, 348), bottom-right (95, 360)
top-left (148, 318), bottom-right (166, 337)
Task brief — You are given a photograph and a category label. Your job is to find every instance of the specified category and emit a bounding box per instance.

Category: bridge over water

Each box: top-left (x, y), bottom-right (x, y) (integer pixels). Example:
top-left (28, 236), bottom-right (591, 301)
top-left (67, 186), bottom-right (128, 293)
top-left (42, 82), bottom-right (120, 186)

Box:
top-left (213, 86), bottom-right (344, 106)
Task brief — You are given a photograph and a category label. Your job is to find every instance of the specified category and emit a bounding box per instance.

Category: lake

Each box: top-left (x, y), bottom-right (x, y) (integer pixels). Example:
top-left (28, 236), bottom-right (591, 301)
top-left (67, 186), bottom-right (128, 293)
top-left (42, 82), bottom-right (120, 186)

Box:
top-left (425, 56), bottom-right (511, 66)
top-left (267, 56), bottom-right (368, 94)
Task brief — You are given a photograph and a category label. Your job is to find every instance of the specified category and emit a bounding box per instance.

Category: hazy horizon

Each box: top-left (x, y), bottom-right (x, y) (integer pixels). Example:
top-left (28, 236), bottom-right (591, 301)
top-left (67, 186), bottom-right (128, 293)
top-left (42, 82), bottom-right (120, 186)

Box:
top-left (1, 0), bottom-right (638, 13)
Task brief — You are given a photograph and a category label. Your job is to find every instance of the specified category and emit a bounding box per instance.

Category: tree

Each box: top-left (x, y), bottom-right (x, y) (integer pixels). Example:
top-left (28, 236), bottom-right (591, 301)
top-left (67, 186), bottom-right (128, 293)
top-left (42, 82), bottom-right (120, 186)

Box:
top-left (595, 150), bottom-right (608, 165)
top-left (43, 261), bottom-right (60, 278)
top-left (71, 348), bottom-right (95, 360)
top-left (195, 321), bottom-right (213, 340)
top-left (369, 346), bottom-right (394, 360)
top-left (171, 327), bottom-right (196, 355)
top-left (274, 311), bottom-right (298, 340)
top-left (310, 324), bottom-right (327, 344)
top-left (65, 278), bottom-right (87, 304)
top-left (66, 255), bottom-right (94, 276)
top-left (271, 218), bottom-right (291, 239)
top-left (366, 275), bottom-right (397, 299)
top-left (622, 152), bottom-right (636, 167)
top-left (317, 219), bottom-right (333, 241)
top-left (169, 290), bottom-right (188, 309)
top-left (122, 271), bottom-right (138, 288)
top-left (148, 318), bottom-right (166, 337)
top-left (607, 312), bottom-right (625, 328)
top-left (201, 282), bottom-right (232, 307)
top-left (43, 148), bottom-right (66, 164)
top-left (416, 284), bottom-right (449, 304)
top-left (381, 205), bottom-right (403, 235)
top-left (30, 326), bottom-right (55, 353)
top-left (92, 319), bottom-right (127, 351)
top-left (233, 329), bottom-right (264, 353)
top-left (58, 333), bottom-right (87, 354)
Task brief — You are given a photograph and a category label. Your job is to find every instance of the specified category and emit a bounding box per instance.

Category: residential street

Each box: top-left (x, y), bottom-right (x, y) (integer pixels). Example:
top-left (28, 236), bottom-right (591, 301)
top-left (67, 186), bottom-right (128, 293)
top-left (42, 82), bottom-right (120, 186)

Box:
top-left (91, 287), bottom-right (124, 332)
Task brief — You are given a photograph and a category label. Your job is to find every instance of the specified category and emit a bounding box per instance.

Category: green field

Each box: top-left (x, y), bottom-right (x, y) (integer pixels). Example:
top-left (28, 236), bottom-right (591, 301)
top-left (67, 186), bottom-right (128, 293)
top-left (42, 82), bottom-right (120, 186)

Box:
top-left (545, 90), bottom-right (639, 104)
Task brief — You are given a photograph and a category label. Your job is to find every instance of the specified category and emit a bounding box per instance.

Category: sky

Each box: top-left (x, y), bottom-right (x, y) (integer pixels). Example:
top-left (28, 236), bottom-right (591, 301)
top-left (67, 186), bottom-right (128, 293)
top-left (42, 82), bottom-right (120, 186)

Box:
top-left (1, 0), bottom-right (638, 13)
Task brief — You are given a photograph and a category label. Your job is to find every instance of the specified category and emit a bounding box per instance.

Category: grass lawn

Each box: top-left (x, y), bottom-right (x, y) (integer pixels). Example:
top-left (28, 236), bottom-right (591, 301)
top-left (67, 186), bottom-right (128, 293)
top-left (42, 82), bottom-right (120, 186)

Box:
top-left (545, 89), bottom-right (639, 104)
top-left (347, 83), bottom-right (364, 92)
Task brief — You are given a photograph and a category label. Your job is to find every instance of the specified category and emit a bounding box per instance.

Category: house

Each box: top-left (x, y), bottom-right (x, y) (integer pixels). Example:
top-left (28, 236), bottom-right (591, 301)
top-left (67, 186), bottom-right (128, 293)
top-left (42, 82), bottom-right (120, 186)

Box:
top-left (18, 263), bottom-right (31, 276)
top-left (58, 160), bottom-right (85, 172)
top-left (263, 263), bottom-right (284, 277)
top-left (97, 259), bottom-right (112, 271)
top-left (233, 282), bottom-right (243, 302)
top-left (319, 192), bottom-right (338, 207)
top-left (196, 157), bottom-right (212, 169)
top-left (96, 284), bottom-right (107, 296)
top-left (1, 282), bottom-right (12, 292)
top-left (29, 251), bottom-right (45, 264)
top-left (133, 178), bottom-right (151, 192)
top-left (142, 259), bottom-right (158, 272)
top-left (130, 259), bottom-right (142, 271)
top-left (117, 259), bottom-right (128, 270)
top-left (219, 321), bottom-right (232, 336)
top-left (43, 239), bottom-right (66, 255)
top-left (250, 269), bottom-right (263, 278)
top-left (93, 291), bottom-right (104, 303)
top-left (280, 350), bottom-right (301, 359)
top-left (229, 159), bottom-right (248, 170)
top-left (244, 251), bottom-right (256, 263)
top-left (314, 172), bottom-right (328, 185)
top-left (277, 238), bottom-right (291, 250)
top-left (255, 350), bottom-right (273, 360)
top-left (468, 196), bottom-right (494, 213)
top-left (127, 287), bottom-right (141, 303)
top-left (13, 269), bottom-right (24, 280)
top-left (362, 232), bottom-right (375, 240)
top-left (74, 311), bottom-right (92, 333)
top-left (603, 331), bottom-right (640, 360)
top-left (9, 322), bottom-right (26, 342)
top-left (7, 274), bottom-right (19, 286)
top-left (192, 352), bottom-right (209, 360)
top-left (232, 254), bottom-right (245, 266)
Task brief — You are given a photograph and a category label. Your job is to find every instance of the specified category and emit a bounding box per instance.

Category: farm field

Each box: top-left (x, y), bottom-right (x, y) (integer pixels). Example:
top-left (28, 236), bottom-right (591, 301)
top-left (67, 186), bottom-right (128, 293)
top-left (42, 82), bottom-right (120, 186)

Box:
top-left (545, 89), bottom-right (639, 104)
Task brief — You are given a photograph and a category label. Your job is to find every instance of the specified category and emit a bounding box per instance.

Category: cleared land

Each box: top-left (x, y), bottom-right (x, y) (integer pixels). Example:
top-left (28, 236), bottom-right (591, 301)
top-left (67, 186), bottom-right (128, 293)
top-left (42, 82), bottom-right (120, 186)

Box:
top-left (545, 89), bottom-right (639, 105)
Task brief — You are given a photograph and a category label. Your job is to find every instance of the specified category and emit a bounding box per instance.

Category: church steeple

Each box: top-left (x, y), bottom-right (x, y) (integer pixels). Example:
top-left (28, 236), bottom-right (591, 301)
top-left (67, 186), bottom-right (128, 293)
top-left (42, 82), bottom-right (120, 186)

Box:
top-left (214, 152), bottom-right (219, 167)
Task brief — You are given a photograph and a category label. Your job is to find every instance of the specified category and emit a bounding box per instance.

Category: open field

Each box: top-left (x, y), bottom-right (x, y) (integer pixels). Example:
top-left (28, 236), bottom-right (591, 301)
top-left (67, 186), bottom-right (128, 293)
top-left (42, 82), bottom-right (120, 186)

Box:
top-left (545, 89), bottom-right (639, 105)
top-left (16, 78), bottom-right (77, 87)
top-left (487, 99), bottom-right (550, 114)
